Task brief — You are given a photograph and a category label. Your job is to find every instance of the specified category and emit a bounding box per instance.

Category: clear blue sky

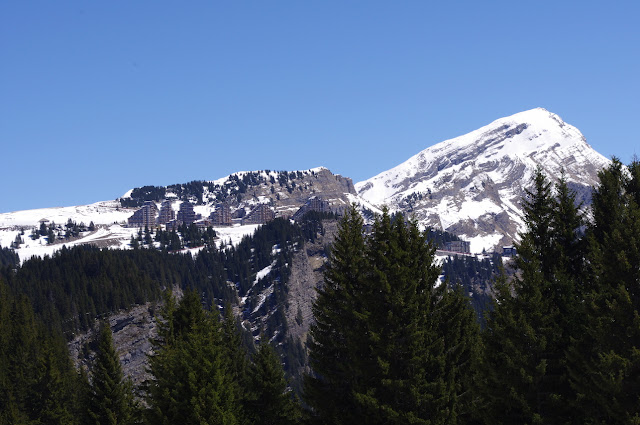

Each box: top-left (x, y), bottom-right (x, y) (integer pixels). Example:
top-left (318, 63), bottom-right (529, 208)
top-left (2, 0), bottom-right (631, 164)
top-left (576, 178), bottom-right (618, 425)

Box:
top-left (1, 1), bottom-right (638, 213)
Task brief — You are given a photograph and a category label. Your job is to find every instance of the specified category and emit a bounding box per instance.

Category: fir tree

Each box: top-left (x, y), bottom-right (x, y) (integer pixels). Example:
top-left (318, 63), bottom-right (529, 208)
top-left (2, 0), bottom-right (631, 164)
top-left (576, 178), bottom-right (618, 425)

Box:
top-left (306, 206), bottom-right (478, 424)
top-left (304, 204), bottom-right (367, 424)
top-left (246, 342), bottom-right (301, 425)
top-left (145, 290), bottom-right (239, 425)
top-left (481, 169), bottom-right (586, 424)
top-left (87, 322), bottom-right (137, 425)
top-left (568, 158), bottom-right (640, 424)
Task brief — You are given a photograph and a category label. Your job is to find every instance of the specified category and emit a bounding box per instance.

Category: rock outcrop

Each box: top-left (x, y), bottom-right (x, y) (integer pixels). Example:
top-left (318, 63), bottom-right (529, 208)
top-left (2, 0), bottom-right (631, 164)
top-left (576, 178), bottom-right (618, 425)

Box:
top-left (356, 108), bottom-right (610, 252)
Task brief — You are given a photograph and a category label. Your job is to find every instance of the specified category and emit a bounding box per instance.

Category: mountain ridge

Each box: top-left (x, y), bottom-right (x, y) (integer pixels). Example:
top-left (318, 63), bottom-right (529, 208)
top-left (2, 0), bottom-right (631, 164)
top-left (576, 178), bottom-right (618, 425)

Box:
top-left (356, 108), bottom-right (610, 251)
top-left (1, 108), bottom-right (611, 255)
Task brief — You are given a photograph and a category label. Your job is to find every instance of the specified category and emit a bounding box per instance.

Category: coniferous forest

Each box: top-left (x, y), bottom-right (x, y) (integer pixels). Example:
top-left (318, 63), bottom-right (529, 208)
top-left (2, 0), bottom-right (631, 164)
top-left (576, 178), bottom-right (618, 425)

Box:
top-left (1, 158), bottom-right (639, 424)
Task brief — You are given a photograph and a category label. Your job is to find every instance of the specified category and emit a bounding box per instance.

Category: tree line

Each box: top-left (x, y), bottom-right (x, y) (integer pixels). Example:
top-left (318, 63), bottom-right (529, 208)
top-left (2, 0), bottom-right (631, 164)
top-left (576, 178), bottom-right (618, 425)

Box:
top-left (1, 157), bottom-right (639, 423)
top-left (305, 158), bottom-right (640, 424)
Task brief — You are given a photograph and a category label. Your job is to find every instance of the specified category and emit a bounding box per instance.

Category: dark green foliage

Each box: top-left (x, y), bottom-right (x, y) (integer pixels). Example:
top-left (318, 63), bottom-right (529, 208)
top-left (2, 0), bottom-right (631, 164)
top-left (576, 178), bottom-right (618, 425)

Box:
top-left (441, 253), bottom-right (502, 323)
top-left (480, 168), bottom-right (585, 424)
top-left (297, 210), bottom-right (338, 243)
top-left (0, 246), bottom-right (19, 267)
top-left (87, 322), bottom-right (137, 425)
top-left (305, 205), bottom-right (368, 424)
top-left (121, 170), bottom-right (317, 207)
top-left (306, 205), bottom-right (480, 424)
top-left (119, 186), bottom-right (166, 208)
top-left (246, 343), bottom-right (301, 425)
top-left (1, 246), bottom-right (171, 335)
top-left (425, 226), bottom-right (463, 246)
top-left (145, 291), bottom-right (240, 425)
top-left (0, 280), bottom-right (81, 424)
top-left (568, 158), bottom-right (640, 424)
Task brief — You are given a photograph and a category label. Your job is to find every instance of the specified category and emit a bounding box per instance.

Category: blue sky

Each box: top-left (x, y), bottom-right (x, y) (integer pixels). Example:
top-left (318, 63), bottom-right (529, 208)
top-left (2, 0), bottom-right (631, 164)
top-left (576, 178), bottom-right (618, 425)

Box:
top-left (1, 1), bottom-right (638, 213)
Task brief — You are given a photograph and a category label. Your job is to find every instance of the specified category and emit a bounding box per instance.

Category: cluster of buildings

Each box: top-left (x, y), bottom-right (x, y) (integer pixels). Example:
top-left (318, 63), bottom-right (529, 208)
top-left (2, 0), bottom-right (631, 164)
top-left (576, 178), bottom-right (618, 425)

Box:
top-left (126, 197), bottom-right (520, 258)
top-left (127, 195), bottom-right (341, 230)
top-left (128, 200), bottom-right (203, 229)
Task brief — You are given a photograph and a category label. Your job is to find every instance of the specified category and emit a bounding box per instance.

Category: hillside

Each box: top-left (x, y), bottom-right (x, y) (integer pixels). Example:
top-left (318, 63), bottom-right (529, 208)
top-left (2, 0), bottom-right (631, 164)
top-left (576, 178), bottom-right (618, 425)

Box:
top-left (356, 108), bottom-right (610, 252)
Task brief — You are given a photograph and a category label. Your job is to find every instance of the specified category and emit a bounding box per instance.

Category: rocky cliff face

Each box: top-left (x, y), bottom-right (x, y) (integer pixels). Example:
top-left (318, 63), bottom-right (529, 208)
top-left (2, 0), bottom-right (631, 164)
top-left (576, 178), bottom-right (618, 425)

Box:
top-left (121, 167), bottom-right (357, 219)
top-left (69, 303), bottom-right (159, 387)
top-left (220, 168), bottom-right (356, 217)
top-left (285, 220), bottom-right (338, 344)
top-left (69, 220), bottom-right (339, 388)
top-left (356, 108), bottom-right (610, 252)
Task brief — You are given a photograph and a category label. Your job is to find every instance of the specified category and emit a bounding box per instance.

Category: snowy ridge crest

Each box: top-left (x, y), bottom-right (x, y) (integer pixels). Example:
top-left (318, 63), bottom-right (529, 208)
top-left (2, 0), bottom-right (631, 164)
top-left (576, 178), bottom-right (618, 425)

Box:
top-left (356, 108), bottom-right (610, 252)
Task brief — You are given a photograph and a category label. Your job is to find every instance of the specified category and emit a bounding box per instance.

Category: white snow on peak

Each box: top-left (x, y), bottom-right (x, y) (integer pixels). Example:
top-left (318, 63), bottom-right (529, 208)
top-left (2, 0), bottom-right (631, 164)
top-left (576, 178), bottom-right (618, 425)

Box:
top-left (354, 108), bottom-right (610, 252)
top-left (209, 167), bottom-right (329, 187)
top-left (356, 108), bottom-right (609, 206)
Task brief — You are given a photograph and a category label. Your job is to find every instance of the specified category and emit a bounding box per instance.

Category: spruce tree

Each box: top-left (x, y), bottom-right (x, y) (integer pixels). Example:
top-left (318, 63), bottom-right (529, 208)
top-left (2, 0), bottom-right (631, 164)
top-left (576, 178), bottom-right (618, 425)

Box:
top-left (246, 342), bottom-right (301, 425)
top-left (304, 204), bottom-right (368, 424)
top-left (87, 322), bottom-right (136, 425)
top-left (568, 158), bottom-right (640, 424)
top-left (481, 169), bottom-right (583, 424)
top-left (145, 290), bottom-right (239, 425)
top-left (306, 206), bottom-right (478, 424)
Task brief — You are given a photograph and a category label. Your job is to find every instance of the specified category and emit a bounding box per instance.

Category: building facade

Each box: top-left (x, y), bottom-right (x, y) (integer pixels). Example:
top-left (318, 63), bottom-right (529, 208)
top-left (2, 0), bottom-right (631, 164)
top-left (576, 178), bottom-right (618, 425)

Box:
top-left (158, 200), bottom-right (175, 225)
top-left (242, 204), bottom-right (275, 225)
top-left (444, 240), bottom-right (471, 254)
top-left (127, 201), bottom-right (158, 228)
top-left (209, 203), bottom-right (232, 226)
top-left (291, 196), bottom-right (333, 221)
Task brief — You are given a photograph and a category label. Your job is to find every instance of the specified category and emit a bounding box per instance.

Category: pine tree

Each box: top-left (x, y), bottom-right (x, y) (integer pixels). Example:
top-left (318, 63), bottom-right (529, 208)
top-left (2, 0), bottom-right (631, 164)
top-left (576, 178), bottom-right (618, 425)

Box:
top-left (568, 158), bottom-right (640, 424)
top-left (481, 168), bottom-right (583, 424)
top-left (145, 290), bottom-right (239, 425)
top-left (246, 342), bottom-right (301, 425)
top-left (306, 206), bottom-right (478, 424)
top-left (304, 204), bottom-right (367, 424)
top-left (87, 322), bottom-right (136, 425)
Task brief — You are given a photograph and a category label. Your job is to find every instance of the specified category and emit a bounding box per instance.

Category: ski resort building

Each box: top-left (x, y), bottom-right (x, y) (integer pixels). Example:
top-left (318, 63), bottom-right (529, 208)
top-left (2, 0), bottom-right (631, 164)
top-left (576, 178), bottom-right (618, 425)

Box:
top-left (158, 200), bottom-right (175, 225)
top-left (177, 201), bottom-right (198, 226)
top-left (127, 201), bottom-right (158, 228)
top-left (444, 240), bottom-right (471, 254)
top-left (291, 196), bottom-right (333, 221)
top-left (241, 204), bottom-right (275, 225)
top-left (209, 203), bottom-right (232, 226)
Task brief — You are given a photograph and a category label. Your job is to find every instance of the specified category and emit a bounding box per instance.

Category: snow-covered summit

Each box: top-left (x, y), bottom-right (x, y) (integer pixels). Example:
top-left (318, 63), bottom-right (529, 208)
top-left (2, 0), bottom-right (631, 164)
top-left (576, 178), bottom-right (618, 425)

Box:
top-left (356, 108), bottom-right (610, 252)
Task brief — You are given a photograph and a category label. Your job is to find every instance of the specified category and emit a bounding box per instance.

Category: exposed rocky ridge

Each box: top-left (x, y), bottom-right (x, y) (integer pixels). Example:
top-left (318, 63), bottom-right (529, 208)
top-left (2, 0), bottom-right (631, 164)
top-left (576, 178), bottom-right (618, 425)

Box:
top-left (69, 302), bottom-right (159, 387)
top-left (69, 220), bottom-right (339, 389)
top-left (285, 220), bottom-right (338, 344)
top-left (122, 167), bottom-right (357, 219)
top-left (356, 108), bottom-right (610, 252)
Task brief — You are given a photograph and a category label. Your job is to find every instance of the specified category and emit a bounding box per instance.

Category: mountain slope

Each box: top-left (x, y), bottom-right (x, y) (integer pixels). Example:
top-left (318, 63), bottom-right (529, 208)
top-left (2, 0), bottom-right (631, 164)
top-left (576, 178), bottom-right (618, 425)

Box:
top-left (0, 167), bottom-right (355, 262)
top-left (356, 108), bottom-right (610, 251)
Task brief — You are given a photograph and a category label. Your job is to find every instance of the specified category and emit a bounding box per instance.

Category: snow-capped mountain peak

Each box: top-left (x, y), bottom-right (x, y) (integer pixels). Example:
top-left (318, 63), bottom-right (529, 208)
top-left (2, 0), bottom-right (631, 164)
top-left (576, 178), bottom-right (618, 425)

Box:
top-left (356, 108), bottom-right (609, 252)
